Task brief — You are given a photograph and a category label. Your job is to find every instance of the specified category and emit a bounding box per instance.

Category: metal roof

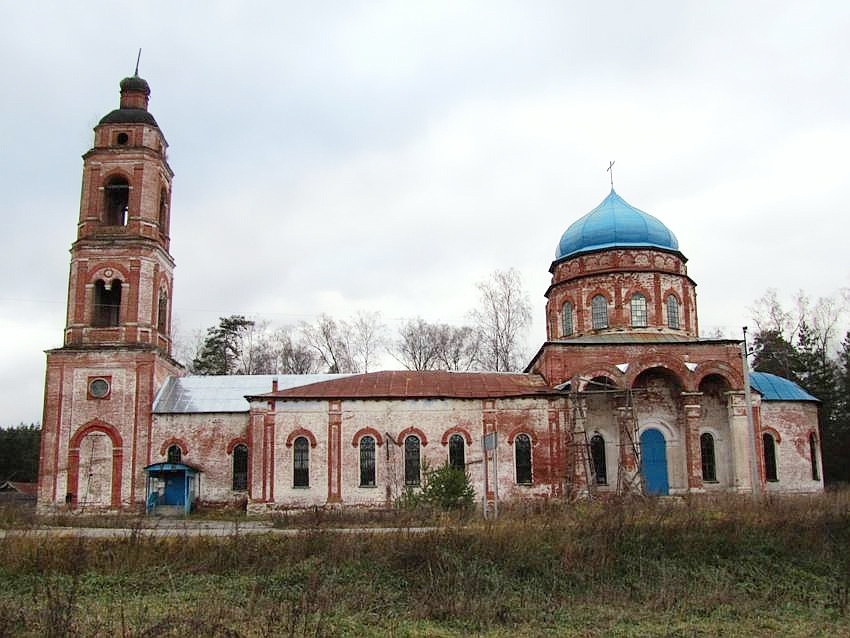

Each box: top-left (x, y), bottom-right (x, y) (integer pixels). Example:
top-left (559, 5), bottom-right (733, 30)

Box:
top-left (152, 374), bottom-right (348, 414)
top-left (263, 370), bottom-right (553, 400)
top-left (749, 372), bottom-right (818, 402)
top-left (556, 189), bottom-right (679, 261)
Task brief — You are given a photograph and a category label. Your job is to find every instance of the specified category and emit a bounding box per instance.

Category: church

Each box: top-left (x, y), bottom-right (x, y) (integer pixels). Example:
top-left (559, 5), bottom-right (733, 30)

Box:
top-left (37, 75), bottom-right (823, 514)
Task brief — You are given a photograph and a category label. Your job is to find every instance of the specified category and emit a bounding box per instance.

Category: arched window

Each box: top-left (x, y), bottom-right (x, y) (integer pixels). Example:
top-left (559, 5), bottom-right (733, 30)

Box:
top-left (232, 444), bottom-right (248, 491)
top-left (562, 301), bottom-right (574, 337)
top-left (591, 295), bottom-right (608, 330)
top-left (404, 435), bottom-right (421, 486)
top-left (166, 444), bottom-right (181, 464)
top-left (293, 436), bottom-right (309, 487)
top-left (104, 177), bottom-right (129, 226)
top-left (157, 290), bottom-right (168, 334)
top-left (359, 436), bottom-right (376, 487)
top-left (158, 188), bottom-right (168, 233)
top-left (515, 433), bottom-right (532, 485)
top-left (449, 434), bottom-right (465, 470)
top-left (590, 434), bottom-right (607, 485)
top-left (700, 433), bottom-right (717, 482)
top-left (667, 295), bottom-right (680, 329)
top-left (93, 279), bottom-right (122, 327)
top-left (630, 294), bottom-right (647, 328)
top-left (810, 433), bottom-right (820, 481)
top-left (763, 433), bottom-right (778, 482)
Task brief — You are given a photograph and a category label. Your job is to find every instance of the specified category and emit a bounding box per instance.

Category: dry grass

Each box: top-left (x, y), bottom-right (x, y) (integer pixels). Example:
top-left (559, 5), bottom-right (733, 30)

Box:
top-left (0, 493), bottom-right (849, 636)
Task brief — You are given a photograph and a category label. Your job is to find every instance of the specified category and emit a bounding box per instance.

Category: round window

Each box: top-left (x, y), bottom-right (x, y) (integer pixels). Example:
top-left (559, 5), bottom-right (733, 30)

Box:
top-left (89, 378), bottom-right (110, 398)
top-left (116, 132), bottom-right (129, 145)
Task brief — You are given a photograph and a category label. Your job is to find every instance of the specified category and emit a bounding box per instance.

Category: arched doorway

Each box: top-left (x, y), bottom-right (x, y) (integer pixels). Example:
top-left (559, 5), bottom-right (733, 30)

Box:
top-left (640, 428), bottom-right (669, 495)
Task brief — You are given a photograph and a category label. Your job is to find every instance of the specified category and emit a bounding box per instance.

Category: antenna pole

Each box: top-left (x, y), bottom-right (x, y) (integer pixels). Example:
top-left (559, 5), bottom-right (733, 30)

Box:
top-left (134, 49), bottom-right (142, 76)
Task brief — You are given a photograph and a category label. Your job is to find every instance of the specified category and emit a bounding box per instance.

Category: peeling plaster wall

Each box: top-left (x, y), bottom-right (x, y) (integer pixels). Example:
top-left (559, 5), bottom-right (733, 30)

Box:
top-left (151, 412), bottom-right (249, 505)
top-left (761, 402), bottom-right (823, 494)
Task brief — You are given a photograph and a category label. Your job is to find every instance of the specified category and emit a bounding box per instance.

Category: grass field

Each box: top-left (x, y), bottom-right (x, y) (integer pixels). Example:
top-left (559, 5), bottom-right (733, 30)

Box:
top-left (1, 493), bottom-right (849, 637)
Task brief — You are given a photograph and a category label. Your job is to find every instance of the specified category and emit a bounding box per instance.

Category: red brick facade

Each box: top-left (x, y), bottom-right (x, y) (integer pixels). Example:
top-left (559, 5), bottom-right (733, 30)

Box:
top-left (37, 76), bottom-right (824, 513)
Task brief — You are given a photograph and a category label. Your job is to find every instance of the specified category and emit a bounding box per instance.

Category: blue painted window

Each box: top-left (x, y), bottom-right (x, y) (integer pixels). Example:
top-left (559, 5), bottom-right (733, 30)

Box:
top-left (515, 434), bottom-right (532, 484)
top-left (360, 436), bottom-right (376, 487)
top-left (405, 436), bottom-right (421, 486)
top-left (591, 295), bottom-right (608, 330)
top-left (293, 437), bottom-right (309, 487)
top-left (562, 301), bottom-right (574, 336)
top-left (630, 294), bottom-right (647, 328)
top-left (232, 444), bottom-right (248, 491)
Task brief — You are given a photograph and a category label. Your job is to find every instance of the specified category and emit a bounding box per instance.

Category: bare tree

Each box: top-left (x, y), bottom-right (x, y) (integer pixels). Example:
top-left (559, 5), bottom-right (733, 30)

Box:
top-left (393, 317), bottom-right (443, 370)
top-left (300, 314), bottom-right (356, 373)
top-left (470, 268), bottom-right (532, 372)
top-left (351, 311), bottom-right (386, 373)
top-left (270, 327), bottom-right (321, 374)
top-left (436, 324), bottom-right (480, 371)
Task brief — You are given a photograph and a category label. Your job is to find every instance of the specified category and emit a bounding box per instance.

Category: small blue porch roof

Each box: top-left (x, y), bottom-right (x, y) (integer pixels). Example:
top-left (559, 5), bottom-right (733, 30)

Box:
top-left (143, 462), bottom-right (200, 474)
top-left (749, 372), bottom-right (818, 402)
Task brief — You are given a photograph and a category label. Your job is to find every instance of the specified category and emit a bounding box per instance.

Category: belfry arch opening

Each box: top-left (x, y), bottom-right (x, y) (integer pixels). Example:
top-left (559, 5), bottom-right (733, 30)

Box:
top-left (93, 279), bottom-right (122, 327)
top-left (104, 177), bottom-right (130, 226)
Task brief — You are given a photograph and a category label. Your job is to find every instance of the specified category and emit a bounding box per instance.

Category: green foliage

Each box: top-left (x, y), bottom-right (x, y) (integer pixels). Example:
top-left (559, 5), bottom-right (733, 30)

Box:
top-left (420, 462), bottom-right (475, 511)
top-left (0, 423), bottom-right (40, 483)
top-left (398, 462), bottom-right (475, 512)
top-left (191, 315), bottom-right (255, 375)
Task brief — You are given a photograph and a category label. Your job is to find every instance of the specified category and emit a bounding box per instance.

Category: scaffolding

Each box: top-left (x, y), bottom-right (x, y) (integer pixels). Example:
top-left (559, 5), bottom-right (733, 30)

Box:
top-left (565, 377), bottom-right (644, 499)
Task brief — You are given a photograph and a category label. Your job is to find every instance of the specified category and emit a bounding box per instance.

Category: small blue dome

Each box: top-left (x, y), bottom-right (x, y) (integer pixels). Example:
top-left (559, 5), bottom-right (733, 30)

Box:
top-left (555, 190), bottom-right (679, 261)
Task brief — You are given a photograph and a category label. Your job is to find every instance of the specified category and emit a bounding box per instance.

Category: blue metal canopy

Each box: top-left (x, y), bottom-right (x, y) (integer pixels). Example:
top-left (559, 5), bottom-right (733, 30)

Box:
top-left (749, 372), bottom-right (818, 402)
top-left (556, 189), bottom-right (679, 261)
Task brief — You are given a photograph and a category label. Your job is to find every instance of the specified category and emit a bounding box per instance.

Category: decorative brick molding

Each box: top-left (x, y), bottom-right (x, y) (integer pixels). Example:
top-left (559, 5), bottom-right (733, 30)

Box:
top-left (350, 427), bottom-right (384, 447)
top-left (286, 428), bottom-right (318, 448)
top-left (398, 426), bottom-right (428, 446)
top-left (440, 426), bottom-right (472, 446)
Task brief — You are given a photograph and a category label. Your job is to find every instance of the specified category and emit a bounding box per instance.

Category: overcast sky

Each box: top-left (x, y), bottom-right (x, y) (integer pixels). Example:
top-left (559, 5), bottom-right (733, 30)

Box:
top-left (2, 1), bottom-right (849, 426)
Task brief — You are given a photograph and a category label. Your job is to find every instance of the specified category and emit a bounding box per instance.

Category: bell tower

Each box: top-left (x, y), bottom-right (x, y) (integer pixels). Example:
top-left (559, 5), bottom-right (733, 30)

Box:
top-left (38, 75), bottom-right (183, 512)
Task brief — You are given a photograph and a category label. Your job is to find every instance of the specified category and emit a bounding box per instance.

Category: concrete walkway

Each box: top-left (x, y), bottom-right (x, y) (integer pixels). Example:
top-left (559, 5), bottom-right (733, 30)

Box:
top-left (0, 522), bottom-right (438, 539)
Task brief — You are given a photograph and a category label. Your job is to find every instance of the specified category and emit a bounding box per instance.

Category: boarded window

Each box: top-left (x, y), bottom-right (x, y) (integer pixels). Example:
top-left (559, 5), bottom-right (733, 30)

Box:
top-left (293, 437), bottom-right (309, 487)
top-left (449, 434), bottom-right (465, 470)
top-left (591, 295), bottom-right (608, 330)
top-left (763, 433), bottom-right (778, 482)
top-left (515, 433), bottom-right (532, 484)
top-left (405, 436), bottom-right (421, 486)
top-left (167, 445), bottom-right (181, 464)
top-left (667, 295), bottom-right (680, 329)
top-left (700, 432), bottom-right (717, 482)
top-left (232, 444), bottom-right (248, 491)
top-left (630, 293), bottom-right (647, 328)
top-left (104, 177), bottom-right (129, 226)
top-left (359, 436), bottom-right (376, 487)
top-left (562, 301), bottom-right (574, 336)
top-left (590, 434), bottom-right (607, 485)
top-left (93, 279), bottom-right (122, 327)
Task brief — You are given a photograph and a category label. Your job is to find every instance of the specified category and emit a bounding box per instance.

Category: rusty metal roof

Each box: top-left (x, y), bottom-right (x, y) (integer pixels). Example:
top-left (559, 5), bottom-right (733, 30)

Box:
top-left (257, 370), bottom-right (554, 400)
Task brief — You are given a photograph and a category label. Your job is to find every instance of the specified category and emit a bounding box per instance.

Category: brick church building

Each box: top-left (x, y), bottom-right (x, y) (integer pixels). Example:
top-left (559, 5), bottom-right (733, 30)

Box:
top-left (37, 75), bottom-right (823, 513)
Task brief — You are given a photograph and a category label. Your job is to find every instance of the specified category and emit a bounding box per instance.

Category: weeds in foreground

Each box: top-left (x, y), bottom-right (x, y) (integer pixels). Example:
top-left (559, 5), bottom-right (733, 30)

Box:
top-left (0, 493), bottom-right (849, 636)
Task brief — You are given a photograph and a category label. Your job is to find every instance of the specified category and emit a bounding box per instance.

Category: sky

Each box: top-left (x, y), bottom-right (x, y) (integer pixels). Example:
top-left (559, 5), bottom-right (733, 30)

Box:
top-left (1, 1), bottom-right (849, 426)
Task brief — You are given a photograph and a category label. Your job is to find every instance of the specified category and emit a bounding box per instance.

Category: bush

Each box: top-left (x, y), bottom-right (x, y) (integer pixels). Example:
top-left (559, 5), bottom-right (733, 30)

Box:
top-left (421, 462), bottom-right (475, 511)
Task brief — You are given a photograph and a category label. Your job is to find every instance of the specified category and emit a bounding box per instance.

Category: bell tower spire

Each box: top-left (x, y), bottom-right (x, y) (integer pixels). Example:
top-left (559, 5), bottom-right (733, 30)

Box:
top-left (39, 74), bottom-right (183, 512)
top-left (68, 74), bottom-right (175, 350)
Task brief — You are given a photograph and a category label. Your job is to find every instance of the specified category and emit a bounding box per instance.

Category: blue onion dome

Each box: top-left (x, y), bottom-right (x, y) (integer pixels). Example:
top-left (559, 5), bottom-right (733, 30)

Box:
top-left (555, 189), bottom-right (679, 261)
